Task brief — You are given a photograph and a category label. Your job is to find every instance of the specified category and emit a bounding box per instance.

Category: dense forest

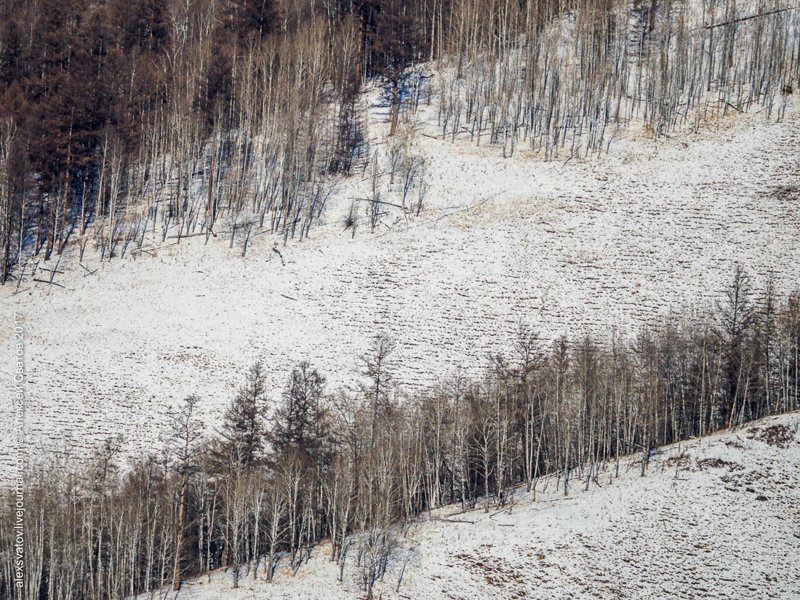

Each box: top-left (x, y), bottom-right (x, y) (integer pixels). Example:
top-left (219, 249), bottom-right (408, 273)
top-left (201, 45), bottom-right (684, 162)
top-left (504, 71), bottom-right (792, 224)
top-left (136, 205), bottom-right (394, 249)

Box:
top-left (0, 0), bottom-right (797, 282)
top-left (0, 0), bottom-right (430, 283)
top-left (2, 269), bottom-right (799, 599)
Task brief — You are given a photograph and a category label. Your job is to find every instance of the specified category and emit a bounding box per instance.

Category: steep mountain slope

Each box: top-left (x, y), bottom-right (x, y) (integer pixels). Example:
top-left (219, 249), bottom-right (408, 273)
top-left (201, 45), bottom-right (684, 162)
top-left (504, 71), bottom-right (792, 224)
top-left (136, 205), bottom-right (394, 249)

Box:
top-left (167, 412), bottom-right (800, 599)
top-left (1, 88), bottom-right (798, 475)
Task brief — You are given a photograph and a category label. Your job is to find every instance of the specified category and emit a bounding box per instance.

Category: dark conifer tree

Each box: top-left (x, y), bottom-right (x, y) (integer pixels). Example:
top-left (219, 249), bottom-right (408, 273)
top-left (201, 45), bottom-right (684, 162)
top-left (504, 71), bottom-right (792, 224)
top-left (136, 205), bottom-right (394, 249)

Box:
top-left (216, 362), bottom-right (270, 467)
top-left (272, 361), bottom-right (328, 465)
top-left (359, 0), bottom-right (424, 134)
top-left (716, 265), bottom-right (755, 427)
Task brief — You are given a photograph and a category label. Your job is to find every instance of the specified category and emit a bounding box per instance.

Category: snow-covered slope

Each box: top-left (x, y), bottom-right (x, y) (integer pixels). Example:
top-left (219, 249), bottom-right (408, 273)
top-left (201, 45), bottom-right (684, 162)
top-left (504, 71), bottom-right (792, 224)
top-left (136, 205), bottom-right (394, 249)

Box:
top-left (165, 412), bottom-right (800, 600)
top-left (1, 87), bottom-right (799, 474)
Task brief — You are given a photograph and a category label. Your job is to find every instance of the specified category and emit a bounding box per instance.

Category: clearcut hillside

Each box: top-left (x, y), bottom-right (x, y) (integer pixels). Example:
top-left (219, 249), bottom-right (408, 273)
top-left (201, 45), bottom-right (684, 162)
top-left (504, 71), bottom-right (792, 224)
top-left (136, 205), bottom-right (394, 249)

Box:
top-left (1, 86), bottom-right (799, 474)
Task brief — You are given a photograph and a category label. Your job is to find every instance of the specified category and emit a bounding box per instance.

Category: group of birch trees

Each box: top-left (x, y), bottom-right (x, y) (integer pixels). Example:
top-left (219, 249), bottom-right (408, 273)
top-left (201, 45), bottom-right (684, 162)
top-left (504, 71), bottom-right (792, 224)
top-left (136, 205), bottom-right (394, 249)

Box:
top-left (433, 0), bottom-right (799, 159)
top-left (2, 272), bottom-right (799, 599)
top-left (0, 0), bottom-right (419, 282)
top-left (1, 0), bottom-right (798, 281)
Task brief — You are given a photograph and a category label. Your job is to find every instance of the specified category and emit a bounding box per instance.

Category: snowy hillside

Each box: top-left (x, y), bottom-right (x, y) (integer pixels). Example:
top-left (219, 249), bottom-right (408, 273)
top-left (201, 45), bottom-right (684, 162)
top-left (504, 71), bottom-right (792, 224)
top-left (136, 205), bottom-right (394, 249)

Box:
top-left (2, 85), bottom-right (798, 473)
top-left (2, 2), bottom-right (799, 599)
top-left (162, 412), bottom-right (800, 600)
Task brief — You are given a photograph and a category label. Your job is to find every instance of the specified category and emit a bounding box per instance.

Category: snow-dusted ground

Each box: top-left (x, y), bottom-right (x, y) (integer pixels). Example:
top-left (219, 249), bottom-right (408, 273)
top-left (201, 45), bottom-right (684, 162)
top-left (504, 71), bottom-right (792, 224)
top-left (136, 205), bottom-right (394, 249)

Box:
top-left (162, 412), bottom-right (800, 600)
top-left (1, 86), bottom-right (799, 474)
